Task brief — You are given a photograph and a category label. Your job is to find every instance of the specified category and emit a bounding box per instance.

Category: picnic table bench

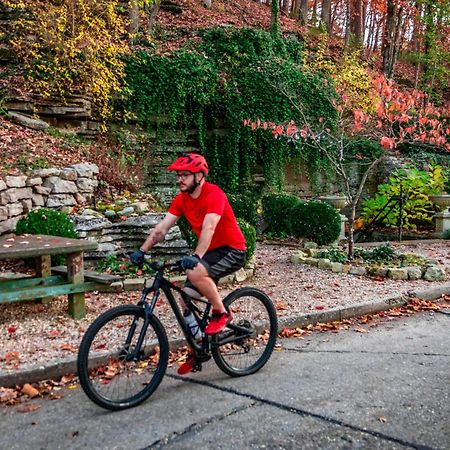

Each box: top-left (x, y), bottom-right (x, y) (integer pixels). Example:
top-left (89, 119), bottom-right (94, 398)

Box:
top-left (0, 234), bottom-right (119, 319)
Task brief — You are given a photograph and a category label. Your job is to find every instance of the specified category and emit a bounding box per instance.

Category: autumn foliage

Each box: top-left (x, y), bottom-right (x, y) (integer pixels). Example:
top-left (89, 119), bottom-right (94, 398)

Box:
top-left (6, 0), bottom-right (129, 120)
top-left (244, 74), bottom-right (450, 153)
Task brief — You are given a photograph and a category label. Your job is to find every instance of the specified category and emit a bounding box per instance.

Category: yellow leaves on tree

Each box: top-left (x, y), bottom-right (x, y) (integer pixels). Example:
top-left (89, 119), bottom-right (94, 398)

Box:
top-left (302, 33), bottom-right (375, 114)
top-left (8, 0), bottom-right (129, 121)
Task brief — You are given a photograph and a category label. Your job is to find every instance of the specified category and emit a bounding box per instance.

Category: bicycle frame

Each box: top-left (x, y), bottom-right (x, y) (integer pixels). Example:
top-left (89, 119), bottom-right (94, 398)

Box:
top-left (132, 263), bottom-right (213, 358)
top-left (122, 261), bottom-right (255, 364)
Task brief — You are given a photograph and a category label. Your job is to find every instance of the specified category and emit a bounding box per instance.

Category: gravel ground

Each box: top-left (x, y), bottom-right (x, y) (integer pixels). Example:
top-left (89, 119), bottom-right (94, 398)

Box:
top-left (1, 240), bottom-right (450, 375)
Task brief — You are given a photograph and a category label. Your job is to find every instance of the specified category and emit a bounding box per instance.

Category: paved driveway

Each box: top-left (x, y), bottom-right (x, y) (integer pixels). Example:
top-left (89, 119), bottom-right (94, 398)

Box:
top-left (1, 310), bottom-right (449, 450)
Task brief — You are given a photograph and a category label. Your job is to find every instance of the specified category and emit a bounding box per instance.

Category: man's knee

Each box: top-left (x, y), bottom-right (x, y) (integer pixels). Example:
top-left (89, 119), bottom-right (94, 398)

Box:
top-left (186, 264), bottom-right (208, 282)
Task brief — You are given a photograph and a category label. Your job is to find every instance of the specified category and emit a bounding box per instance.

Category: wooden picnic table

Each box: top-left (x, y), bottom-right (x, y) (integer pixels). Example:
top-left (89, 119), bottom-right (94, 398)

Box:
top-left (0, 234), bottom-right (98, 319)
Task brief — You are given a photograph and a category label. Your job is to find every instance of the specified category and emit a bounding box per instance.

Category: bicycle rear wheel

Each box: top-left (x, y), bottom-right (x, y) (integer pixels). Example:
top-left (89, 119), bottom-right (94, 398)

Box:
top-left (211, 287), bottom-right (278, 377)
top-left (77, 305), bottom-right (169, 410)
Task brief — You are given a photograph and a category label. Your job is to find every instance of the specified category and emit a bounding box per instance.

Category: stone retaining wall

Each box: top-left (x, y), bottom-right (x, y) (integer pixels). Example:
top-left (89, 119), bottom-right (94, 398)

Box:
top-left (71, 214), bottom-right (190, 262)
top-left (291, 248), bottom-right (447, 282)
top-left (0, 163), bottom-right (99, 235)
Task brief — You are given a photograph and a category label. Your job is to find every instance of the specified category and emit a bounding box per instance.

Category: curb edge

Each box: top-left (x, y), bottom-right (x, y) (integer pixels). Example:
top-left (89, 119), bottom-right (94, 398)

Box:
top-left (1, 285), bottom-right (449, 388)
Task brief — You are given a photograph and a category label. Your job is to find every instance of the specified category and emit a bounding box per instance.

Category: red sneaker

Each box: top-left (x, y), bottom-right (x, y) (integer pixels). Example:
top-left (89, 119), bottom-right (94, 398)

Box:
top-left (205, 310), bottom-right (232, 335)
top-left (177, 354), bottom-right (197, 375)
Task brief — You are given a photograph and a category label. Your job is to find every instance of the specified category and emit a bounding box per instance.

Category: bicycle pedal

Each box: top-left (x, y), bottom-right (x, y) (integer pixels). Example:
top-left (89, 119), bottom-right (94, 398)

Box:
top-left (192, 361), bottom-right (203, 372)
top-left (196, 352), bottom-right (212, 363)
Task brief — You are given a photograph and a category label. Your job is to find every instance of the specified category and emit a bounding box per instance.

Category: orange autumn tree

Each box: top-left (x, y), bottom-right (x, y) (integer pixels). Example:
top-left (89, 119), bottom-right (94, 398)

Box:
top-left (245, 74), bottom-right (450, 257)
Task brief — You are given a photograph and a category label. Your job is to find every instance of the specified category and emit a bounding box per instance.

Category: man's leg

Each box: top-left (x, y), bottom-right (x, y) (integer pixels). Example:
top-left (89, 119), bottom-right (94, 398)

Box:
top-left (185, 264), bottom-right (225, 313)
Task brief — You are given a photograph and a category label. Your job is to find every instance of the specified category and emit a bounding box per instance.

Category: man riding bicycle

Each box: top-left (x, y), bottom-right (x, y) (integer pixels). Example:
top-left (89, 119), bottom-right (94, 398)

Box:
top-left (129, 152), bottom-right (246, 374)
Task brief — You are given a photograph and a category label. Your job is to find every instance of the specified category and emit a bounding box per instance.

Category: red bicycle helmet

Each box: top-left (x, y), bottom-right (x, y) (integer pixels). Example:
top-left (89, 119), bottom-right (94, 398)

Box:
top-left (167, 153), bottom-right (209, 175)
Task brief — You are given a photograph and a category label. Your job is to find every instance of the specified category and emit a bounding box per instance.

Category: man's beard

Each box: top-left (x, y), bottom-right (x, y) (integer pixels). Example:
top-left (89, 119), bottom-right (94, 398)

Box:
top-left (178, 182), bottom-right (193, 192)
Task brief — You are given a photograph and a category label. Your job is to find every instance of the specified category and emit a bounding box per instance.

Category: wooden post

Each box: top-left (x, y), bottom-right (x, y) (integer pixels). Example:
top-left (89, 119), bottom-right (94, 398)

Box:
top-left (67, 252), bottom-right (86, 319)
top-left (35, 255), bottom-right (52, 303)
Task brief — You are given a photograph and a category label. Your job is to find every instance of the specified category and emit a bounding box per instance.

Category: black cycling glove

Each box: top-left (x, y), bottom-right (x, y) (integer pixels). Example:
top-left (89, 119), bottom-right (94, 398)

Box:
top-left (181, 254), bottom-right (200, 270)
top-left (129, 248), bottom-right (146, 266)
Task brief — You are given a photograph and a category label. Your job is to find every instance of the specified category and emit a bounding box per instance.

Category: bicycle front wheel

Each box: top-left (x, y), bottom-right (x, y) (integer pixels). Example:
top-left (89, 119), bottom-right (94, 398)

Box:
top-left (77, 305), bottom-right (169, 411)
top-left (211, 287), bottom-right (278, 377)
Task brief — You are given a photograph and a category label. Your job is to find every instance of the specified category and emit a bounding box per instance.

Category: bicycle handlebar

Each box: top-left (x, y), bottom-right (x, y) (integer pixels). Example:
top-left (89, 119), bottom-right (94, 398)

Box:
top-left (148, 260), bottom-right (183, 273)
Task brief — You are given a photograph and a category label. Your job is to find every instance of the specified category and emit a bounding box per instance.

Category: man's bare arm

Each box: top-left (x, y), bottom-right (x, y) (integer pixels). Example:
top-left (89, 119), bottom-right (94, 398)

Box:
top-left (195, 213), bottom-right (221, 257)
top-left (140, 213), bottom-right (179, 252)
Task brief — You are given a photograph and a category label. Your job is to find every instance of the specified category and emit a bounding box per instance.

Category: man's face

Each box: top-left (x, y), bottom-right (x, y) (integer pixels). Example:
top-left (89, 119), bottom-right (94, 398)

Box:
top-left (176, 171), bottom-right (195, 192)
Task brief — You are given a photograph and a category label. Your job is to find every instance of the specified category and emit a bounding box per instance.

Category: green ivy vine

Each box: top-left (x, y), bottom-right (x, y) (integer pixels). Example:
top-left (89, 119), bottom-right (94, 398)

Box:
top-left (122, 27), bottom-right (338, 195)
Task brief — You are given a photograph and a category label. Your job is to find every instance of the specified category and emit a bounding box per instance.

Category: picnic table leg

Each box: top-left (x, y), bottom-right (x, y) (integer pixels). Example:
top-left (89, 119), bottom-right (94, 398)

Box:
top-left (67, 251), bottom-right (85, 319)
top-left (35, 255), bottom-right (52, 303)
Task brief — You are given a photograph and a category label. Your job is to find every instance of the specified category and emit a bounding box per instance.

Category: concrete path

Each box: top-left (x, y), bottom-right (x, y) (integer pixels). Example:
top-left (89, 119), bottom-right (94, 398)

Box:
top-left (1, 309), bottom-right (449, 450)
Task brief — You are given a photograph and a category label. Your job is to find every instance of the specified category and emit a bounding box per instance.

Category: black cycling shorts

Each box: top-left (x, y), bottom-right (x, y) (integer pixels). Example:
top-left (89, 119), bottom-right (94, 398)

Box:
top-left (184, 245), bottom-right (246, 292)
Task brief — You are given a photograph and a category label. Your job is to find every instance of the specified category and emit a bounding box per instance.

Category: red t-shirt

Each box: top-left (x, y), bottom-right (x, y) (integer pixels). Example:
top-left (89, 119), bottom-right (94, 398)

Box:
top-left (168, 182), bottom-right (246, 251)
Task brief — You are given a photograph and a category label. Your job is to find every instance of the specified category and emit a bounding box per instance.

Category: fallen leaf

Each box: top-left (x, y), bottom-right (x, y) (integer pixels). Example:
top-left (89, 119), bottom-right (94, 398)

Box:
top-left (276, 301), bottom-right (286, 310)
top-left (17, 403), bottom-right (41, 413)
top-left (354, 327), bottom-right (369, 333)
top-left (60, 374), bottom-right (75, 384)
top-left (21, 383), bottom-right (39, 399)
top-left (0, 387), bottom-right (19, 404)
top-left (378, 416), bottom-right (387, 423)
top-left (4, 351), bottom-right (21, 365)
top-left (60, 343), bottom-right (77, 352)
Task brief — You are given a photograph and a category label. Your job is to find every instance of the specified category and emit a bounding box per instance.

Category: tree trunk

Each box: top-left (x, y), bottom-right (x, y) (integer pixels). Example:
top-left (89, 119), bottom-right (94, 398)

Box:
top-left (271, 0), bottom-right (280, 35)
top-left (320, 0), bottom-right (332, 32)
top-left (147, 0), bottom-right (162, 35)
top-left (412, 0), bottom-right (423, 89)
top-left (349, 0), bottom-right (364, 46)
top-left (344, 0), bottom-right (351, 48)
top-left (423, 0), bottom-right (435, 88)
top-left (299, 0), bottom-right (308, 24)
top-left (348, 203), bottom-right (356, 259)
top-left (382, 0), bottom-right (396, 76)
top-left (290, 0), bottom-right (300, 18)
top-left (311, 0), bottom-right (318, 26)
top-left (388, 6), bottom-right (403, 77)
top-left (128, 0), bottom-right (139, 36)
top-left (372, 15), bottom-right (382, 51)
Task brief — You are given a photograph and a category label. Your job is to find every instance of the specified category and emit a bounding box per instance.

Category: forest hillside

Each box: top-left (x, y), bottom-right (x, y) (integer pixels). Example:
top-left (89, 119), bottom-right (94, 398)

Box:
top-left (0, 0), bottom-right (449, 198)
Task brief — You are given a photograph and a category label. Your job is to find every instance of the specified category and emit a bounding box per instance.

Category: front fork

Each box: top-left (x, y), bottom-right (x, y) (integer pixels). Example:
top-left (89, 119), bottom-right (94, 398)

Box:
top-left (121, 288), bottom-right (155, 362)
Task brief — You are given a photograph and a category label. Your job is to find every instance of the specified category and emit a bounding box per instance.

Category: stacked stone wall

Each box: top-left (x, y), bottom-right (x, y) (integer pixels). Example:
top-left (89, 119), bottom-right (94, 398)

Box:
top-left (0, 163), bottom-right (99, 235)
top-left (71, 214), bottom-right (189, 262)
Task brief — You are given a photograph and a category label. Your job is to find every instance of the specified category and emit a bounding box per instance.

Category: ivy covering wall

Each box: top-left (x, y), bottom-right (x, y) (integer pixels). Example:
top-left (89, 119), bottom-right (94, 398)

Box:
top-left (123, 27), bottom-right (338, 194)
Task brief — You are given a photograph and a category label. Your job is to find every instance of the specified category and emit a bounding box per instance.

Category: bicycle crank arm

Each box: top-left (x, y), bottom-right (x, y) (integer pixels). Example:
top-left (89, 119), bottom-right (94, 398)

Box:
top-left (212, 332), bottom-right (252, 346)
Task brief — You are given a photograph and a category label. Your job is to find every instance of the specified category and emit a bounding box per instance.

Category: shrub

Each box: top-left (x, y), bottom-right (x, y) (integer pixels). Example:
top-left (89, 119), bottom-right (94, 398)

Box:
top-left (16, 208), bottom-right (77, 239)
top-left (288, 200), bottom-right (341, 245)
top-left (317, 247), bottom-right (348, 263)
top-left (262, 193), bottom-right (300, 236)
top-left (353, 243), bottom-right (396, 262)
top-left (97, 255), bottom-right (155, 277)
top-left (361, 165), bottom-right (446, 230)
top-left (237, 218), bottom-right (257, 264)
top-left (228, 193), bottom-right (257, 227)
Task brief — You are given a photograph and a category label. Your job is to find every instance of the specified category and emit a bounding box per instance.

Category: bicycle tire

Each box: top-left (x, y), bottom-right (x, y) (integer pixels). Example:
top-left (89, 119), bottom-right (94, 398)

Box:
top-left (211, 287), bottom-right (278, 377)
top-left (77, 305), bottom-right (169, 411)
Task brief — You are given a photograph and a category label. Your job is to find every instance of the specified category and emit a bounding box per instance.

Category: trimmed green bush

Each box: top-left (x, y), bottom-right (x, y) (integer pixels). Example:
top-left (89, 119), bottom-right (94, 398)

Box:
top-left (262, 193), bottom-right (300, 236)
top-left (16, 208), bottom-right (77, 238)
top-left (237, 218), bottom-right (257, 264)
top-left (288, 200), bottom-right (341, 245)
top-left (228, 192), bottom-right (257, 227)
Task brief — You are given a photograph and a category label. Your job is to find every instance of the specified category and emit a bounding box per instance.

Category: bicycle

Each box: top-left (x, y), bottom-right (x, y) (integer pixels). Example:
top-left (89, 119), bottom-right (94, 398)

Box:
top-left (77, 260), bottom-right (278, 411)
